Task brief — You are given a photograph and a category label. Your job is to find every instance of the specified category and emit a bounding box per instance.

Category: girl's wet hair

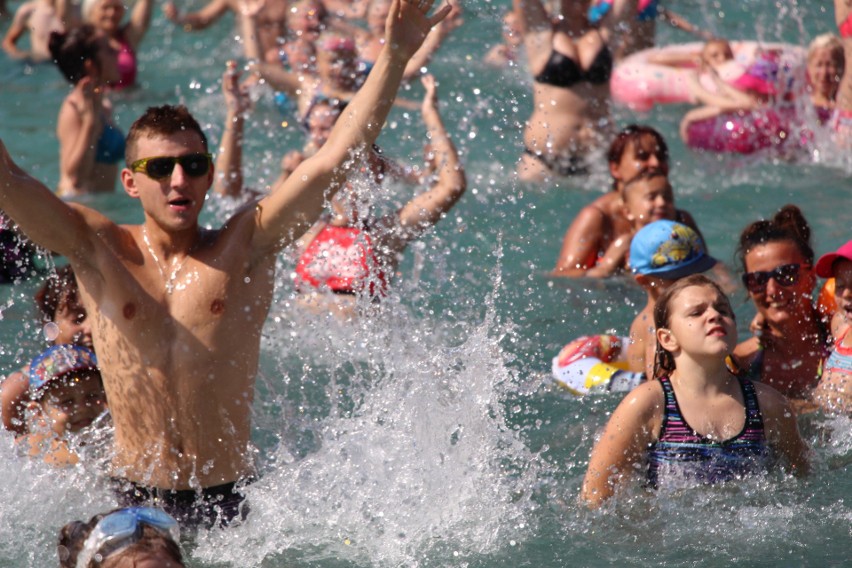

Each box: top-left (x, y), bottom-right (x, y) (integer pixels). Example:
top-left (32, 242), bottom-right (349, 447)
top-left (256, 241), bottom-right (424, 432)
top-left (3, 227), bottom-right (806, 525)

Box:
top-left (607, 124), bottom-right (669, 189)
top-left (736, 204), bottom-right (813, 269)
top-left (34, 266), bottom-right (80, 324)
top-left (48, 25), bottom-right (101, 85)
top-left (652, 274), bottom-right (732, 379)
top-left (57, 509), bottom-right (183, 568)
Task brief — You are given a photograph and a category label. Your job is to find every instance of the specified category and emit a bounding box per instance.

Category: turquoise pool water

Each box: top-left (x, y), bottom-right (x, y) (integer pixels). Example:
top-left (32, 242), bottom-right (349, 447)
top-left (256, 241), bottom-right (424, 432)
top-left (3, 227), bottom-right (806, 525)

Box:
top-left (0, 0), bottom-right (849, 566)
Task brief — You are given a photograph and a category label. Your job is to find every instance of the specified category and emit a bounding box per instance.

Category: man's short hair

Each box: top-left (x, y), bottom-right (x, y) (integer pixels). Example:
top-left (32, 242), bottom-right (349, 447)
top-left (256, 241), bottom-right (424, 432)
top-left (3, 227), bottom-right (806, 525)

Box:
top-left (125, 105), bottom-right (209, 166)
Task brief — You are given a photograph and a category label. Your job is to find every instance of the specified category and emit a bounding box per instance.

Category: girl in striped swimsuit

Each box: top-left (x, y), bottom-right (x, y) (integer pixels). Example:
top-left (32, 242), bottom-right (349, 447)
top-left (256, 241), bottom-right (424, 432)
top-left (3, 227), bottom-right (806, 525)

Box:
top-left (580, 275), bottom-right (809, 508)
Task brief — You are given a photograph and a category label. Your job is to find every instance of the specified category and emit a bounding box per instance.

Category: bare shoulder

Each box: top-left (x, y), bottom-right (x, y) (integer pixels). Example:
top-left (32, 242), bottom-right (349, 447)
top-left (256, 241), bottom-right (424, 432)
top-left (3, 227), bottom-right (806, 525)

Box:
top-left (614, 379), bottom-right (664, 421)
top-left (734, 336), bottom-right (760, 360)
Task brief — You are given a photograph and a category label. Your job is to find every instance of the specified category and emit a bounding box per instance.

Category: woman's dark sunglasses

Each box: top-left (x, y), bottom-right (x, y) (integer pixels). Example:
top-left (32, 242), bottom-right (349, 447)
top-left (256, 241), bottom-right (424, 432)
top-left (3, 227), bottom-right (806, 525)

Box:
top-left (742, 263), bottom-right (806, 293)
top-left (130, 153), bottom-right (212, 180)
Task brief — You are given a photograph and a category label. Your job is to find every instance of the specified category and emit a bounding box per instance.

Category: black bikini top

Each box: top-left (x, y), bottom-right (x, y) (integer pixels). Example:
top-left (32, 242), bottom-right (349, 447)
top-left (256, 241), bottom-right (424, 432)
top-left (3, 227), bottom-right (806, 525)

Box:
top-left (533, 46), bottom-right (613, 88)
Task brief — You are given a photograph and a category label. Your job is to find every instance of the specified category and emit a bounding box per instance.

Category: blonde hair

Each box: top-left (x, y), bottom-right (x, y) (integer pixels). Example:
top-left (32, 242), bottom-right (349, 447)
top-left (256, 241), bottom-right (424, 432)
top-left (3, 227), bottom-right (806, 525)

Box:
top-left (808, 33), bottom-right (844, 60)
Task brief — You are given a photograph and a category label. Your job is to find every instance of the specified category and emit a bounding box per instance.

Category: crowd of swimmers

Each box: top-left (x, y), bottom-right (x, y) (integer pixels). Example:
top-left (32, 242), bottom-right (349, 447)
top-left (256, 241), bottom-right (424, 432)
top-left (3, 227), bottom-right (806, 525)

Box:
top-left (0, 0), bottom-right (851, 564)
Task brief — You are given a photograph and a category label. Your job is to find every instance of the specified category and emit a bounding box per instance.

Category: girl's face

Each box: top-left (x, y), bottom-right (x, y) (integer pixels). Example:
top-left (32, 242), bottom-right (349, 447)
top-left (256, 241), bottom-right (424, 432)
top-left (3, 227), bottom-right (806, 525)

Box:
top-left (807, 47), bottom-right (843, 100)
top-left (52, 297), bottom-right (93, 348)
top-left (307, 103), bottom-right (340, 149)
top-left (40, 374), bottom-right (106, 434)
top-left (660, 284), bottom-right (737, 360)
top-left (833, 258), bottom-right (852, 324)
top-left (743, 240), bottom-right (815, 328)
top-left (622, 176), bottom-right (675, 228)
top-left (701, 41), bottom-right (734, 68)
top-left (89, 0), bottom-right (125, 34)
top-left (610, 134), bottom-right (668, 186)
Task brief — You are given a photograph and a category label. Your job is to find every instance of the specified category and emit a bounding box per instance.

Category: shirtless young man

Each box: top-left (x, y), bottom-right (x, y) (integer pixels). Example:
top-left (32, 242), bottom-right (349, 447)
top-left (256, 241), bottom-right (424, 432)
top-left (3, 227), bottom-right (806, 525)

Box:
top-left (0, 0), bottom-right (450, 525)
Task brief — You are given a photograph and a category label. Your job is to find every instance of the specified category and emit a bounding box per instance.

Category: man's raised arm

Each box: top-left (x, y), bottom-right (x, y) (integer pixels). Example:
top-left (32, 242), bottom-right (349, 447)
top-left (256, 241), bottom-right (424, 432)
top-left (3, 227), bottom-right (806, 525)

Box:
top-left (0, 140), bottom-right (96, 260)
top-left (248, 0), bottom-right (452, 254)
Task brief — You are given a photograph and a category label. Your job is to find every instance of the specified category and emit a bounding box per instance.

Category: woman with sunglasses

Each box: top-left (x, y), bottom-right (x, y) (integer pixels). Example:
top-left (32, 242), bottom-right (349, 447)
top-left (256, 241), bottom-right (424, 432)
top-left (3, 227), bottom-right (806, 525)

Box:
top-left (58, 507), bottom-right (183, 567)
top-left (733, 205), bottom-right (830, 400)
top-left (48, 25), bottom-right (123, 197)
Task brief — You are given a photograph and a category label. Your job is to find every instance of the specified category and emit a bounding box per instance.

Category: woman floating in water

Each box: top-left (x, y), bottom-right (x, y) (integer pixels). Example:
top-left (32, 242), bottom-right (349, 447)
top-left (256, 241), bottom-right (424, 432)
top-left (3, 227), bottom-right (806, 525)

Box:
top-left (580, 274), bottom-right (808, 508)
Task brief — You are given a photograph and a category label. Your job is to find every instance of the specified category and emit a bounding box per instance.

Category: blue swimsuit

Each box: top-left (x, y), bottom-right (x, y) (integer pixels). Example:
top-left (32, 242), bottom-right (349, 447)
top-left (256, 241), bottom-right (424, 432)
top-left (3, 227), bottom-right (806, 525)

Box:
top-left (647, 375), bottom-right (770, 488)
top-left (95, 122), bottom-right (125, 164)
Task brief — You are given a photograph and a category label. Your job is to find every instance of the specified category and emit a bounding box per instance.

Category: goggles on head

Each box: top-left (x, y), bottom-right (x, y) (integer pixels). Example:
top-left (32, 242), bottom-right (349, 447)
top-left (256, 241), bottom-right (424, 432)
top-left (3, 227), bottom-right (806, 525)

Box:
top-left (75, 507), bottom-right (180, 568)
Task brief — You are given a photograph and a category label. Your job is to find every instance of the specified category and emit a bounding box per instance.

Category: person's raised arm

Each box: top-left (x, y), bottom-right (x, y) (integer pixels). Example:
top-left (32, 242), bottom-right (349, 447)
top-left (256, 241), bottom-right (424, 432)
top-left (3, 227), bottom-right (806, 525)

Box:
top-left (385, 74), bottom-right (465, 248)
top-left (164, 0), bottom-right (231, 31)
top-left (125, 0), bottom-right (155, 50)
top-left (247, 0), bottom-right (452, 256)
top-left (0, 140), bottom-right (97, 260)
top-left (214, 62), bottom-right (251, 198)
top-left (1, 3), bottom-right (35, 60)
top-left (580, 382), bottom-right (660, 508)
top-left (659, 8), bottom-right (714, 41)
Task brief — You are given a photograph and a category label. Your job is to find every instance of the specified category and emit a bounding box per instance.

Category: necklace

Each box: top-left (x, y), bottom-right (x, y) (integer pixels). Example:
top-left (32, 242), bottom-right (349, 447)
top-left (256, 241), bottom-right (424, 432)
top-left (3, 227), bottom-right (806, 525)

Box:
top-left (141, 226), bottom-right (191, 295)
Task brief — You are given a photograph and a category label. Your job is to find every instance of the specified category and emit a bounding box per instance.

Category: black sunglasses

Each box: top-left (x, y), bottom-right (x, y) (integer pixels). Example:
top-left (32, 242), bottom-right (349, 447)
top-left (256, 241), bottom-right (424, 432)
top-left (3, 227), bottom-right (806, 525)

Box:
top-left (741, 263), bottom-right (806, 293)
top-left (130, 153), bottom-right (212, 180)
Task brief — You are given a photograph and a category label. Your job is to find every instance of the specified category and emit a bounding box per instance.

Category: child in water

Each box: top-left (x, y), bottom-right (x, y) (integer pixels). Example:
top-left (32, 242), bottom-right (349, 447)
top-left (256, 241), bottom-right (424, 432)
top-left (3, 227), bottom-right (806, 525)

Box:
top-left (580, 275), bottom-right (808, 508)
top-left (626, 220), bottom-right (718, 379)
top-left (17, 344), bottom-right (107, 466)
top-left (599, 169), bottom-right (701, 273)
top-left (812, 240), bottom-right (852, 414)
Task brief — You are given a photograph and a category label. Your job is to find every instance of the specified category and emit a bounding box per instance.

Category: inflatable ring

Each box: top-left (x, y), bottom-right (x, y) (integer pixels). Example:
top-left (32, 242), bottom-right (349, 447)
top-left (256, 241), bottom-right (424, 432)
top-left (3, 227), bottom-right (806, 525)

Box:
top-left (611, 41), bottom-right (806, 112)
top-left (684, 106), bottom-right (801, 154)
top-left (551, 335), bottom-right (644, 396)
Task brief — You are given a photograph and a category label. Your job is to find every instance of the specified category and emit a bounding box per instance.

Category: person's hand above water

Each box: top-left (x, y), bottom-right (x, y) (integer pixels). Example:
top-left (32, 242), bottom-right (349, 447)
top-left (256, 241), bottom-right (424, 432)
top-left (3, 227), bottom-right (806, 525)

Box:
top-left (385, 0), bottom-right (452, 63)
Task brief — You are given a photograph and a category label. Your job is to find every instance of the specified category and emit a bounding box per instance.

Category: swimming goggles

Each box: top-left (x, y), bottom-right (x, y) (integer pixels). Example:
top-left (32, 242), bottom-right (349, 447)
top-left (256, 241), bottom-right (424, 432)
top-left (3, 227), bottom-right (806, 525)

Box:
top-left (130, 153), bottom-right (212, 180)
top-left (742, 263), bottom-right (806, 293)
top-left (75, 507), bottom-right (180, 568)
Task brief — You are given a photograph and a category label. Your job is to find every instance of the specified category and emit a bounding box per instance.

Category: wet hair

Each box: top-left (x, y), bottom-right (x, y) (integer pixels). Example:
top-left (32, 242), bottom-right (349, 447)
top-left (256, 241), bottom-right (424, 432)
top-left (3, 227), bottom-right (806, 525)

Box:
top-left (125, 105), bottom-right (209, 167)
top-left (652, 274), bottom-right (732, 379)
top-left (607, 125), bottom-right (669, 190)
top-left (736, 204), bottom-right (814, 271)
top-left (58, 510), bottom-right (183, 568)
top-left (34, 266), bottom-right (80, 324)
top-left (48, 25), bottom-right (101, 85)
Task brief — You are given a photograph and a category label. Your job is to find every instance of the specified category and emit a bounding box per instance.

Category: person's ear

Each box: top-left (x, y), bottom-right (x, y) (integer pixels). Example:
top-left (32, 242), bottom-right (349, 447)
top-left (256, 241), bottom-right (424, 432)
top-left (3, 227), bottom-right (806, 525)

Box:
top-left (656, 326), bottom-right (679, 354)
top-left (122, 168), bottom-right (139, 198)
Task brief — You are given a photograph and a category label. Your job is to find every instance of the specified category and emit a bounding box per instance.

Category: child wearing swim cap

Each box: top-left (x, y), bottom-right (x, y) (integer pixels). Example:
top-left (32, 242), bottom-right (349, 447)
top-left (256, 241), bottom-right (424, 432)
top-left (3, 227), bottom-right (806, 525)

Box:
top-left (812, 240), bottom-right (852, 414)
top-left (17, 344), bottom-right (107, 466)
top-left (626, 220), bottom-right (718, 379)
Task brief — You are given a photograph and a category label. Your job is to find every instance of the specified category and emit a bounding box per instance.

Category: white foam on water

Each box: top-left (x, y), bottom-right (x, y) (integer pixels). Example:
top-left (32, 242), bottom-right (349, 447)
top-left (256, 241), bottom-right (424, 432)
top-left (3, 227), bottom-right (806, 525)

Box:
top-left (192, 266), bottom-right (543, 566)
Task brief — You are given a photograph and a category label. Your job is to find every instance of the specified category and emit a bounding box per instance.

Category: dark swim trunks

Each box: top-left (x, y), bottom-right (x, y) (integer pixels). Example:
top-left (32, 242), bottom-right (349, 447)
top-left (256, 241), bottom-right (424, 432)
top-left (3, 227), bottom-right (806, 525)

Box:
top-left (111, 477), bottom-right (253, 528)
